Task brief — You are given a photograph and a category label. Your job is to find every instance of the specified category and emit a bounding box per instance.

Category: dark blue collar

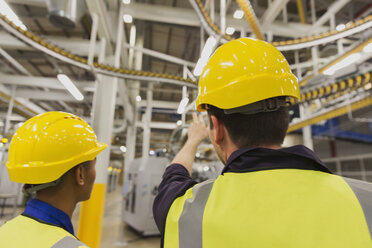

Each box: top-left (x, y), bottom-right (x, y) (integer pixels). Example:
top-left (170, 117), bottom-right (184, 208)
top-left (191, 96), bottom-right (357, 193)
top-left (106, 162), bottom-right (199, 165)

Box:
top-left (223, 145), bottom-right (331, 174)
top-left (23, 198), bottom-right (74, 235)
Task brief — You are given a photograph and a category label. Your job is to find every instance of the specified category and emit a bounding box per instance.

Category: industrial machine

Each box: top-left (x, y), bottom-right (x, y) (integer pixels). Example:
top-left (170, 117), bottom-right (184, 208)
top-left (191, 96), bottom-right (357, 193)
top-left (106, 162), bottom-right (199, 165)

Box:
top-left (122, 155), bottom-right (224, 236)
top-left (122, 156), bottom-right (169, 236)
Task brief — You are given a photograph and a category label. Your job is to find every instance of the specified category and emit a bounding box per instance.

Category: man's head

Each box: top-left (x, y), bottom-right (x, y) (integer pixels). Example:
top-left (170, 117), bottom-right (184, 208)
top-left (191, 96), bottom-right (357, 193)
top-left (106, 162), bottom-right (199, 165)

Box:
top-left (206, 104), bottom-right (289, 164)
top-left (6, 112), bottom-right (107, 201)
top-left (195, 38), bottom-right (300, 163)
top-left (29, 159), bottom-right (97, 202)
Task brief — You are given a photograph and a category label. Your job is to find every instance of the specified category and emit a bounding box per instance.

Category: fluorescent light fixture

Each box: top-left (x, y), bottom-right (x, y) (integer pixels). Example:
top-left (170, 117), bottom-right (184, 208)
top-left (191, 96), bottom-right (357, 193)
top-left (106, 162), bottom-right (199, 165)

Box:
top-left (177, 120), bottom-right (183, 126)
top-left (336, 24), bottom-right (345, 32)
top-left (363, 43), bottom-right (372, 53)
top-left (193, 36), bottom-right (217, 76)
top-left (233, 9), bottom-right (244, 19)
top-left (0, 0), bottom-right (27, 30)
top-left (177, 97), bottom-right (189, 114)
top-left (226, 27), bottom-right (235, 35)
top-left (120, 146), bottom-right (127, 153)
top-left (123, 14), bottom-right (133, 23)
top-left (323, 53), bottom-right (361, 75)
top-left (136, 95), bottom-right (141, 102)
top-left (123, 0), bottom-right (130, 4)
top-left (57, 74), bottom-right (84, 101)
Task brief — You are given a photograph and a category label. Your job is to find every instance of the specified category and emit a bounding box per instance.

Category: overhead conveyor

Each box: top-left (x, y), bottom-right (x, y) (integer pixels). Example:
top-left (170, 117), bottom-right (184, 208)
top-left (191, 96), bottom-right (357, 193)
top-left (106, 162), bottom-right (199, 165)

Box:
top-left (0, 14), bottom-right (198, 89)
top-left (188, 0), bottom-right (372, 51)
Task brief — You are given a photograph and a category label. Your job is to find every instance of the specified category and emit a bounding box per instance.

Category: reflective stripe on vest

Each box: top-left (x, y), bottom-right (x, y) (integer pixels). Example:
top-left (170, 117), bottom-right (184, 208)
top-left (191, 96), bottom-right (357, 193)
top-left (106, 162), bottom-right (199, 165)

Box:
top-left (178, 179), bottom-right (215, 248)
top-left (51, 236), bottom-right (87, 248)
top-left (164, 169), bottom-right (372, 248)
top-left (344, 177), bottom-right (372, 239)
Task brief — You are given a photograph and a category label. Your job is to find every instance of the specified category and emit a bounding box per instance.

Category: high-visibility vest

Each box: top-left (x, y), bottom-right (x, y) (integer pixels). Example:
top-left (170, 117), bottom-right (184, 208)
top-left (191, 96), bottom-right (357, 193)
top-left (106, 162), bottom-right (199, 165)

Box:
top-left (0, 215), bottom-right (88, 248)
top-left (164, 169), bottom-right (372, 248)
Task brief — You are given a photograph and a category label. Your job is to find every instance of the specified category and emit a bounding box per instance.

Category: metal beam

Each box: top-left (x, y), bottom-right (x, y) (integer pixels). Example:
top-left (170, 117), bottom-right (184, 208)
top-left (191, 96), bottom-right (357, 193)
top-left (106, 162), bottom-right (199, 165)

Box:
top-left (0, 73), bottom-right (93, 91)
top-left (136, 121), bottom-right (178, 130)
top-left (123, 2), bottom-right (328, 38)
top-left (0, 32), bottom-right (101, 57)
top-left (310, 0), bottom-right (350, 33)
top-left (261, 0), bottom-right (290, 29)
top-left (12, 88), bottom-right (180, 109)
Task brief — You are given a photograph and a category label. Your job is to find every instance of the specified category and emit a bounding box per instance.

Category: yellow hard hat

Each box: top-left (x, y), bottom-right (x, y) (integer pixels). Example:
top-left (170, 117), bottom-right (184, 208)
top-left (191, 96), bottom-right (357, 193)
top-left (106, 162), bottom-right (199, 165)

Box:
top-left (6, 112), bottom-right (107, 184)
top-left (196, 38), bottom-right (300, 112)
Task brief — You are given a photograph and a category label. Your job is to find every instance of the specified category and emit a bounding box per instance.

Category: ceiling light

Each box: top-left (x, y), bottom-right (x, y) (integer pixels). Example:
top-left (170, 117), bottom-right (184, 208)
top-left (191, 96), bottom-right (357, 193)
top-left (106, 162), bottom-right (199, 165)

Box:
top-left (233, 9), bottom-right (244, 19)
top-left (193, 36), bottom-right (217, 76)
top-left (226, 27), bottom-right (235, 35)
top-left (123, 14), bottom-right (133, 23)
top-left (120, 146), bottom-right (127, 153)
top-left (363, 43), bottom-right (372, 53)
top-left (123, 0), bottom-right (130, 4)
top-left (177, 120), bottom-right (183, 126)
top-left (336, 24), bottom-right (346, 32)
top-left (177, 97), bottom-right (189, 114)
top-left (136, 95), bottom-right (141, 102)
top-left (0, 0), bottom-right (27, 30)
top-left (323, 53), bottom-right (361, 75)
top-left (57, 74), bottom-right (84, 101)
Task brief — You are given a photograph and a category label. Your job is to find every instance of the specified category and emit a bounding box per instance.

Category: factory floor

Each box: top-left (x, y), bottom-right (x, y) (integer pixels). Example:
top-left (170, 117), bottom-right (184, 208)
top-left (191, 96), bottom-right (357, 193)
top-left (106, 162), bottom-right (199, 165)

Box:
top-left (73, 187), bottom-right (161, 248)
top-left (0, 187), bottom-right (161, 248)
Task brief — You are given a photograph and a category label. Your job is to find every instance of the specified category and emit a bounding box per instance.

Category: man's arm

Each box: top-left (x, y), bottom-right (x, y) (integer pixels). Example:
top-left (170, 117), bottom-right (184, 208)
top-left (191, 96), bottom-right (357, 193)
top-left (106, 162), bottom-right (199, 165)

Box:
top-left (153, 113), bottom-right (209, 233)
top-left (171, 113), bottom-right (209, 175)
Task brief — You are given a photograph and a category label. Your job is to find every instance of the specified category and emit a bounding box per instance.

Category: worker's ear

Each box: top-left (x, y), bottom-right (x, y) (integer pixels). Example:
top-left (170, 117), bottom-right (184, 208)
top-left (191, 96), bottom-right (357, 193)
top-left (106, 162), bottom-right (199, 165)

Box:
top-left (75, 164), bottom-right (86, 186)
top-left (210, 115), bottom-right (225, 145)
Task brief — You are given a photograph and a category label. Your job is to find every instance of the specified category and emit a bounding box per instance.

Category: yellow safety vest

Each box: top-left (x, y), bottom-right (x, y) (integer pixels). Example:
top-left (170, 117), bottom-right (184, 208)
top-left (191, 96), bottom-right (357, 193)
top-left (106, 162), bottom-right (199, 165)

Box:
top-left (0, 214), bottom-right (88, 248)
top-left (164, 169), bottom-right (372, 248)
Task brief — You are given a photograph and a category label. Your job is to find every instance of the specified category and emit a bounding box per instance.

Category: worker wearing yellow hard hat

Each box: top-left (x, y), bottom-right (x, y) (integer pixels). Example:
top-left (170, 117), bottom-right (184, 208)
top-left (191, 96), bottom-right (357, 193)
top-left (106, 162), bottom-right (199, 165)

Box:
top-left (0, 112), bottom-right (107, 248)
top-left (153, 38), bottom-right (372, 247)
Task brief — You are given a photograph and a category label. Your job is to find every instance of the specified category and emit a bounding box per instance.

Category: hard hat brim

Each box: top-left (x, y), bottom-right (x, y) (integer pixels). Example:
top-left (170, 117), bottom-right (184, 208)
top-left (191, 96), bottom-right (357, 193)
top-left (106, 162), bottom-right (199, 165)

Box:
top-left (7, 142), bottom-right (108, 184)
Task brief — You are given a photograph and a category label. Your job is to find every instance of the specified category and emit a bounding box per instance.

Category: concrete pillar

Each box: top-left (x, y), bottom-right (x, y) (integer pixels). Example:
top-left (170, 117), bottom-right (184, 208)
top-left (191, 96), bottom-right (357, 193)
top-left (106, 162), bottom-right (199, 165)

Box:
top-left (78, 71), bottom-right (117, 248)
top-left (78, 8), bottom-right (120, 248)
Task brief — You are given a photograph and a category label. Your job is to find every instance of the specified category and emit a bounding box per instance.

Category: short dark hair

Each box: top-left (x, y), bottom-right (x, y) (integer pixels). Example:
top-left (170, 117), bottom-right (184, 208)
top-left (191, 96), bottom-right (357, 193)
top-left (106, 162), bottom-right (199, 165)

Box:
top-left (207, 104), bottom-right (289, 148)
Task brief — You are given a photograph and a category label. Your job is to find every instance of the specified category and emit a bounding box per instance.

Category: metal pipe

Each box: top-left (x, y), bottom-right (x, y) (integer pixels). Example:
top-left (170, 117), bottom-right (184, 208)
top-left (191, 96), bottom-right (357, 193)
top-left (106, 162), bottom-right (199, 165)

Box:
top-left (210, 0), bottom-right (215, 22)
top-left (88, 13), bottom-right (99, 66)
top-left (141, 83), bottom-right (153, 160)
top-left (220, 0), bottom-right (226, 34)
top-left (310, 0), bottom-right (316, 24)
top-left (311, 46), bottom-right (319, 75)
top-left (3, 85), bottom-right (16, 136)
top-left (122, 43), bottom-right (195, 67)
top-left (294, 50), bottom-right (302, 80)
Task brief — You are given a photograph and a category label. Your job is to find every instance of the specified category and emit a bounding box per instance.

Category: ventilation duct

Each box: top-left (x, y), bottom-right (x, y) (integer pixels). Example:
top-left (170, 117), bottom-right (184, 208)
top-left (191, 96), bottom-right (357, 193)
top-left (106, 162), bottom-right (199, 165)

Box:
top-left (46, 0), bottom-right (86, 30)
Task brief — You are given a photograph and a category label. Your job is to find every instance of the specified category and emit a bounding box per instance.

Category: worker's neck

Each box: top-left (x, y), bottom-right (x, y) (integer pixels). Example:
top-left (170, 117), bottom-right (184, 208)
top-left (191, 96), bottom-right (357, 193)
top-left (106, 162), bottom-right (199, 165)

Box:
top-left (36, 190), bottom-right (77, 219)
top-left (225, 144), bottom-right (281, 163)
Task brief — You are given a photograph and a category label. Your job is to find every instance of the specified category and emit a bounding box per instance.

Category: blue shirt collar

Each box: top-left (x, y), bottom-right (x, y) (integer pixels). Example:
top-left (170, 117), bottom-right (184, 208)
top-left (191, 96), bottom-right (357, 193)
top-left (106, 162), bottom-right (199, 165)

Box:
top-left (23, 198), bottom-right (74, 235)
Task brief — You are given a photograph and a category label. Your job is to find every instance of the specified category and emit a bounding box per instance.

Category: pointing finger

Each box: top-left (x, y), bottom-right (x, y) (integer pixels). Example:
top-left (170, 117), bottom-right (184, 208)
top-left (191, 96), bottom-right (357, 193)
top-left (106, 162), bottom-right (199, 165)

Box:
top-left (192, 112), bottom-right (198, 122)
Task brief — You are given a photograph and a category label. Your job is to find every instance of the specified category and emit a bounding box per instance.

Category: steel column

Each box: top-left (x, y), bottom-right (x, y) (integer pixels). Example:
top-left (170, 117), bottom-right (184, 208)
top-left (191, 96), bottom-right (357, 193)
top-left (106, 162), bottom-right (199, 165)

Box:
top-left (141, 83), bottom-right (153, 160)
top-left (77, 10), bottom-right (118, 248)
